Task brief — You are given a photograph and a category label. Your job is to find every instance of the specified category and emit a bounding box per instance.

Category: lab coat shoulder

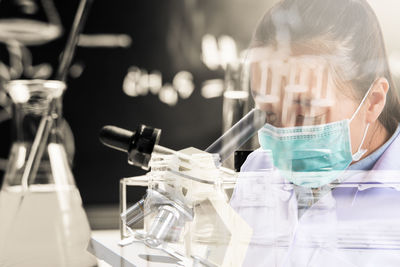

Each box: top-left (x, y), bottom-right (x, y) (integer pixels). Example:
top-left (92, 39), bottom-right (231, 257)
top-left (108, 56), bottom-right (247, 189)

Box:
top-left (372, 130), bottom-right (400, 171)
top-left (286, 135), bottom-right (400, 267)
top-left (233, 141), bottom-right (400, 267)
top-left (240, 148), bottom-right (273, 172)
top-left (346, 132), bottom-right (400, 219)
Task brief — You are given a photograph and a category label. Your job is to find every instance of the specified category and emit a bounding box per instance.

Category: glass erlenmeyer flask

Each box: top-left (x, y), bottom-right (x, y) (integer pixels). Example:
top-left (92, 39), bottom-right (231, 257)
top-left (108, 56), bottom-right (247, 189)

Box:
top-left (0, 79), bottom-right (96, 267)
top-left (0, 0), bottom-right (63, 45)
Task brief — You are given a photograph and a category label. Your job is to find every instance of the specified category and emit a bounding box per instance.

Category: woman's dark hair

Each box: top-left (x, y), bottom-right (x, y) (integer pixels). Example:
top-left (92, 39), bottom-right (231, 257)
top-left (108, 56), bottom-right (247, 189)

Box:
top-left (252, 0), bottom-right (400, 134)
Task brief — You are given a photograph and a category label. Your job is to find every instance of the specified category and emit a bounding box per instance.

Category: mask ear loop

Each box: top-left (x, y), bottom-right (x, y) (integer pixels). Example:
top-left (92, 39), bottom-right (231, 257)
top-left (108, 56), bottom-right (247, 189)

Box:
top-left (352, 123), bottom-right (369, 161)
top-left (349, 82), bottom-right (375, 161)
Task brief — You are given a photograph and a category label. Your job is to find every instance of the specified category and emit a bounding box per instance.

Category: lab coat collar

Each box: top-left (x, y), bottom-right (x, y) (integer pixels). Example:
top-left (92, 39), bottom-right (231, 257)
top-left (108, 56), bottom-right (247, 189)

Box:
top-left (372, 130), bottom-right (400, 171)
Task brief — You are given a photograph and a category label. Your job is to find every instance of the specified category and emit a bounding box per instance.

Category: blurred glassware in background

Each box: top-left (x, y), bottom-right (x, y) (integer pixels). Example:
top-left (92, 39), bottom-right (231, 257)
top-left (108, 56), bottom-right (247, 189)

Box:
top-left (201, 34), bottom-right (252, 102)
top-left (247, 48), bottom-right (336, 127)
top-left (122, 34), bottom-right (243, 106)
top-left (2, 40), bottom-right (53, 80)
top-left (69, 61), bottom-right (85, 79)
top-left (0, 0), bottom-right (63, 45)
top-left (138, 69), bottom-right (150, 96)
top-left (122, 66), bottom-right (195, 106)
top-left (123, 66), bottom-right (142, 97)
top-left (218, 35), bottom-right (238, 70)
top-left (201, 34), bottom-right (238, 71)
top-left (159, 83), bottom-right (178, 106)
top-left (222, 61), bottom-right (253, 169)
top-left (148, 70), bottom-right (162, 95)
top-left (0, 80), bottom-right (96, 267)
top-left (173, 71), bottom-right (194, 99)
top-left (77, 34), bottom-right (132, 48)
top-left (201, 34), bottom-right (220, 71)
top-left (223, 63), bottom-right (250, 134)
top-left (0, 41), bottom-right (58, 171)
top-left (201, 79), bottom-right (224, 99)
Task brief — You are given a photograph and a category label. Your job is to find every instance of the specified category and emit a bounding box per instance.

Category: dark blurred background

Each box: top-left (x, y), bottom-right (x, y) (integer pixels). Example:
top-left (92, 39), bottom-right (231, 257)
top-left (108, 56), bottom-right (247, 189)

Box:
top-left (0, 0), bottom-right (274, 209)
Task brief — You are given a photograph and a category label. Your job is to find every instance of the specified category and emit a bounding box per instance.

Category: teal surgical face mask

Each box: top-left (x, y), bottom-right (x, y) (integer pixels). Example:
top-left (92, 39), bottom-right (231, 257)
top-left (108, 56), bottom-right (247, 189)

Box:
top-left (258, 87), bottom-right (372, 188)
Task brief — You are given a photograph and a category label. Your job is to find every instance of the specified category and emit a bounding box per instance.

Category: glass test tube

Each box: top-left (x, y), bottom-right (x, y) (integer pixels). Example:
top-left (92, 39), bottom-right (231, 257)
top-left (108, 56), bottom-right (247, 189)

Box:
top-left (206, 108), bottom-right (266, 163)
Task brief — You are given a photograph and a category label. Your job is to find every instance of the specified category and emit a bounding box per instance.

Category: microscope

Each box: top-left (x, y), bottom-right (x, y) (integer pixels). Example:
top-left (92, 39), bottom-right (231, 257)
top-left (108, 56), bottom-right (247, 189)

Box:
top-left (99, 109), bottom-right (266, 266)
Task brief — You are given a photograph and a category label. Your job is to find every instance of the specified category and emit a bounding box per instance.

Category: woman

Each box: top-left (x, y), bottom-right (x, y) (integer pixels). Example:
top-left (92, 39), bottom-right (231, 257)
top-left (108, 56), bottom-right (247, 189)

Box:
top-left (230, 0), bottom-right (400, 266)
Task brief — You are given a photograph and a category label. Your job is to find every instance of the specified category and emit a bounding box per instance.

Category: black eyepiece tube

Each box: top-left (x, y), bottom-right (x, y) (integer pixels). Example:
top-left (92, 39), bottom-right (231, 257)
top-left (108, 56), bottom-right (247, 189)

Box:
top-left (100, 125), bottom-right (134, 153)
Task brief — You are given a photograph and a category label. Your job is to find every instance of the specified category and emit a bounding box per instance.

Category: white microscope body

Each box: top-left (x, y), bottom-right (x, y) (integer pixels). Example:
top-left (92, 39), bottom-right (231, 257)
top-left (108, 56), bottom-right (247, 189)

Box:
top-left (120, 147), bottom-right (252, 267)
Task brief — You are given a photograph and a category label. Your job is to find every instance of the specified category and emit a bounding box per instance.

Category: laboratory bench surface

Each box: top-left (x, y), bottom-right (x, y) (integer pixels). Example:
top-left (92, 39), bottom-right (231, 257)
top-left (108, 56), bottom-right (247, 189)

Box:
top-left (89, 230), bottom-right (182, 267)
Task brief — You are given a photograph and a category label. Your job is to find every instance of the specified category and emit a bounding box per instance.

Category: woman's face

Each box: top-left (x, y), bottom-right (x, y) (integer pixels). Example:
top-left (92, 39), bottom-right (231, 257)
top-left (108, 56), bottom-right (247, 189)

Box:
top-left (250, 49), bottom-right (368, 155)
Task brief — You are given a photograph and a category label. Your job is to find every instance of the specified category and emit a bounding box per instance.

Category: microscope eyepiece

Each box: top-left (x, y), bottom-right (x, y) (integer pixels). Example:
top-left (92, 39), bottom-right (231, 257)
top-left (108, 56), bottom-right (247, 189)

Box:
top-left (99, 124), bottom-right (161, 170)
top-left (100, 125), bottom-right (133, 153)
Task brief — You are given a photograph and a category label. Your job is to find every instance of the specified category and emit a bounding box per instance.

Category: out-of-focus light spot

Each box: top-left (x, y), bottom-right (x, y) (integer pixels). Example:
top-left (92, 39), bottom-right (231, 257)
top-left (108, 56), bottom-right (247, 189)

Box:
top-left (224, 90), bottom-right (249, 100)
top-left (15, 145), bottom-right (26, 169)
top-left (7, 83), bottom-right (30, 103)
top-left (137, 69), bottom-right (149, 96)
top-left (201, 79), bottom-right (224, 99)
top-left (20, 0), bottom-right (38, 14)
top-left (78, 34), bottom-right (132, 48)
top-left (123, 80), bottom-right (138, 97)
top-left (159, 84), bottom-right (178, 106)
top-left (218, 35), bottom-right (238, 69)
top-left (68, 63), bottom-right (83, 79)
top-left (0, 20), bottom-right (62, 45)
top-left (202, 34), bottom-right (220, 70)
top-left (173, 71), bottom-right (194, 99)
top-left (43, 80), bottom-right (65, 99)
top-left (148, 71), bottom-right (162, 95)
top-left (123, 67), bottom-right (141, 97)
top-left (123, 66), bottom-right (195, 104)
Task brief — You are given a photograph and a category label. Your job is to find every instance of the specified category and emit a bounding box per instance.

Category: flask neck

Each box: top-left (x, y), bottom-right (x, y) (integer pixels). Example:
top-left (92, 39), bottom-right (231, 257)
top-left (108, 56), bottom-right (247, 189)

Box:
top-left (12, 98), bottom-right (63, 144)
top-left (2, 80), bottom-right (71, 188)
top-left (7, 80), bottom-right (65, 144)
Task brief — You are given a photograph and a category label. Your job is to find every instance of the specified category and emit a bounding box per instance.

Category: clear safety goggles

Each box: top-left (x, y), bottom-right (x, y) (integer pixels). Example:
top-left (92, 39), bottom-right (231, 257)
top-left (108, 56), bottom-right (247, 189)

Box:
top-left (245, 47), bottom-right (339, 127)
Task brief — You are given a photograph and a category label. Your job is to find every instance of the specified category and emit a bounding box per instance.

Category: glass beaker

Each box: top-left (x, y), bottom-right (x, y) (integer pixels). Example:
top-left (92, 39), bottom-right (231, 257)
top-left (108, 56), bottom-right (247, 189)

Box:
top-left (0, 80), bottom-right (96, 267)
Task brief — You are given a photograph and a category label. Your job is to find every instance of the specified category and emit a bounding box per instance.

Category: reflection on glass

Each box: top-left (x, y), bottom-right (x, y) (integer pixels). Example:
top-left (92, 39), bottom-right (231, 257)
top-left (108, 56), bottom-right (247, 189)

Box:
top-left (0, 80), bottom-right (96, 266)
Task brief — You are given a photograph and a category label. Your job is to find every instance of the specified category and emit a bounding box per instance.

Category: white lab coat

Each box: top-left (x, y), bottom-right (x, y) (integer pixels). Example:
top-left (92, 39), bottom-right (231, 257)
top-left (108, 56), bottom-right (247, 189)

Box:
top-left (230, 135), bottom-right (400, 267)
